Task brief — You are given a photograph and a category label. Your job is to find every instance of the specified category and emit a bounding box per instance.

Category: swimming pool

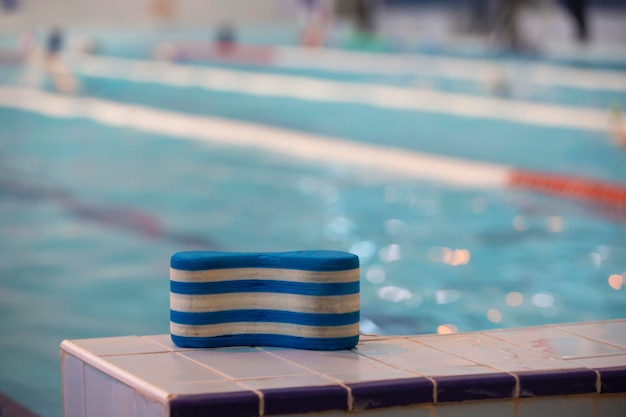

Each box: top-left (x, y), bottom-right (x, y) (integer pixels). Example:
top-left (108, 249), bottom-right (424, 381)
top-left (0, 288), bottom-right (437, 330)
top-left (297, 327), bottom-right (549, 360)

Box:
top-left (1, 36), bottom-right (626, 416)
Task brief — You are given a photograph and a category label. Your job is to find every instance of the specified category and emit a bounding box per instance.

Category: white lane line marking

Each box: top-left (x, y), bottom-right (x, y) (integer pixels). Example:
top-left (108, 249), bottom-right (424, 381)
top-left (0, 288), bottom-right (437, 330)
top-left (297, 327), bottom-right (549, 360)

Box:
top-left (63, 55), bottom-right (611, 132)
top-left (0, 87), bottom-right (509, 188)
top-left (274, 46), bottom-right (626, 92)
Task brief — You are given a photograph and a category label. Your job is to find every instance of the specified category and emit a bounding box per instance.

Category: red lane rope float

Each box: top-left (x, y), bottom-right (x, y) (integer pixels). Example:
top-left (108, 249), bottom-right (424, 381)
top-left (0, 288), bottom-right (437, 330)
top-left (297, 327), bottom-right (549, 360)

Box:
top-left (508, 169), bottom-right (626, 208)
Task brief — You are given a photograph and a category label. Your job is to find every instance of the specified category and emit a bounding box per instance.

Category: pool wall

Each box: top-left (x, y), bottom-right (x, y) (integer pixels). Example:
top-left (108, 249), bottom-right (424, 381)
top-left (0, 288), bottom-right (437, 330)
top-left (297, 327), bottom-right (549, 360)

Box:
top-left (60, 319), bottom-right (626, 417)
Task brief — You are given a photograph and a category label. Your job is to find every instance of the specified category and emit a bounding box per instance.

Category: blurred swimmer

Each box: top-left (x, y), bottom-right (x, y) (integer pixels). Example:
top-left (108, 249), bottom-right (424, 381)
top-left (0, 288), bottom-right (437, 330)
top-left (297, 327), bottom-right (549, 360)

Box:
top-left (299, 0), bottom-right (333, 47)
top-left (43, 27), bottom-right (79, 94)
top-left (608, 103), bottom-right (626, 148)
top-left (215, 21), bottom-right (237, 55)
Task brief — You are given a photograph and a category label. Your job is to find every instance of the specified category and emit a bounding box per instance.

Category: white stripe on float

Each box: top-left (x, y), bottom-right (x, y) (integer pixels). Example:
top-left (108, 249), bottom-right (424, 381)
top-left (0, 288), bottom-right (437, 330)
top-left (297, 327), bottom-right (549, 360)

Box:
top-left (171, 321), bottom-right (360, 338)
top-left (171, 267), bottom-right (360, 283)
top-left (63, 55), bottom-right (611, 131)
top-left (0, 87), bottom-right (510, 188)
top-left (273, 46), bottom-right (626, 92)
top-left (169, 292), bottom-right (360, 314)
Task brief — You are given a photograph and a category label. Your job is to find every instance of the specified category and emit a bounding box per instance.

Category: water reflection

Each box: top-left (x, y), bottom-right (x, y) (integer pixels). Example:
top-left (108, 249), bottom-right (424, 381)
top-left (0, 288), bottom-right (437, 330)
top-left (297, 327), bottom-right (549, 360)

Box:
top-left (487, 309), bottom-right (503, 323)
top-left (349, 240), bottom-right (376, 262)
top-left (427, 246), bottom-right (471, 266)
top-left (505, 291), bottom-right (524, 307)
top-left (365, 264), bottom-right (386, 284)
top-left (435, 289), bottom-right (462, 305)
top-left (377, 285), bottom-right (412, 303)
top-left (379, 243), bottom-right (401, 262)
top-left (437, 324), bottom-right (458, 334)
top-left (385, 218), bottom-right (408, 236)
top-left (608, 273), bottom-right (624, 290)
top-left (323, 216), bottom-right (352, 240)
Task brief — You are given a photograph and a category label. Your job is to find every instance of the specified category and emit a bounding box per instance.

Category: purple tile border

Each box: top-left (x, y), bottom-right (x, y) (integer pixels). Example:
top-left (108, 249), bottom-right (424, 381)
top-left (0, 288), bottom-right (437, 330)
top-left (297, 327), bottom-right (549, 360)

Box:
top-left (169, 391), bottom-right (259, 417)
top-left (434, 373), bottom-right (516, 403)
top-left (348, 377), bottom-right (433, 410)
top-left (597, 366), bottom-right (626, 393)
top-left (261, 385), bottom-right (348, 415)
top-left (517, 368), bottom-right (598, 397)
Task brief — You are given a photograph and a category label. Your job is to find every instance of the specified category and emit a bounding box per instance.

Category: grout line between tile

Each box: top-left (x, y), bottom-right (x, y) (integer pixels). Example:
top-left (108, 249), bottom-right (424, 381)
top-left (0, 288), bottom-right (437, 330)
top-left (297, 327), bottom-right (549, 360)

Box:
top-left (138, 335), bottom-right (193, 352)
top-left (172, 350), bottom-right (266, 416)
top-left (258, 390), bottom-right (265, 417)
top-left (81, 354), bottom-right (87, 417)
top-left (404, 335), bottom-right (485, 365)
top-left (403, 337), bottom-right (524, 400)
top-left (260, 348), bottom-right (353, 411)
top-left (555, 326), bottom-right (626, 352)
top-left (351, 344), bottom-right (438, 404)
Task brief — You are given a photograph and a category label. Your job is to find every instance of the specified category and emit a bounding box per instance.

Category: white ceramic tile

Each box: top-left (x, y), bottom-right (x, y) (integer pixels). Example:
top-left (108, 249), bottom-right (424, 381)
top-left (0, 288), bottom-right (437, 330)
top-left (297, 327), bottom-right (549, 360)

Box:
top-left (62, 352), bottom-right (85, 417)
top-left (416, 365), bottom-right (506, 377)
top-left (488, 358), bottom-right (582, 373)
top-left (598, 393), bottom-right (626, 417)
top-left (357, 338), bottom-right (480, 375)
top-left (273, 348), bottom-right (352, 370)
top-left (489, 327), bottom-right (625, 359)
top-left (110, 378), bottom-right (136, 417)
top-left (557, 321), bottom-right (626, 349)
top-left (166, 379), bottom-right (255, 396)
top-left (413, 333), bottom-right (552, 366)
top-left (516, 394), bottom-right (596, 417)
top-left (263, 347), bottom-right (393, 376)
top-left (436, 399), bottom-right (515, 417)
top-left (328, 368), bottom-right (417, 383)
top-left (141, 334), bottom-right (195, 352)
top-left (85, 364), bottom-right (112, 417)
top-left (180, 347), bottom-right (313, 380)
top-left (72, 336), bottom-right (168, 356)
top-left (569, 354), bottom-right (626, 369)
top-left (239, 374), bottom-right (338, 390)
top-left (104, 352), bottom-right (228, 394)
top-left (136, 391), bottom-right (166, 417)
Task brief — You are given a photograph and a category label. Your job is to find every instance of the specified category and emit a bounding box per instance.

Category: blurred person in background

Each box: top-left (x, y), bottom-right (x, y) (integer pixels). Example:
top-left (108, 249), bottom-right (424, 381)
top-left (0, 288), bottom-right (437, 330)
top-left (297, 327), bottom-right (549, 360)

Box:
top-left (335, 0), bottom-right (386, 50)
top-left (299, 0), bottom-right (334, 47)
top-left (561, 0), bottom-right (589, 43)
top-left (609, 103), bottom-right (626, 148)
top-left (43, 27), bottom-right (79, 94)
top-left (215, 21), bottom-right (237, 54)
top-left (492, 0), bottom-right (528, 51)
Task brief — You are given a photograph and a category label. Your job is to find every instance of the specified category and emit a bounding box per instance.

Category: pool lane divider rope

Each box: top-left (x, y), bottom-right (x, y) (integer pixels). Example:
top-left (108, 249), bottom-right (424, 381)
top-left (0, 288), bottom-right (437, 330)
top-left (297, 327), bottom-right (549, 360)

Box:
top-left (1, 87), bottom-right (625, 209)
top-left (508, 170), bottom-right (626, 208)
top-left (169, 250), bottom-right (360, 350)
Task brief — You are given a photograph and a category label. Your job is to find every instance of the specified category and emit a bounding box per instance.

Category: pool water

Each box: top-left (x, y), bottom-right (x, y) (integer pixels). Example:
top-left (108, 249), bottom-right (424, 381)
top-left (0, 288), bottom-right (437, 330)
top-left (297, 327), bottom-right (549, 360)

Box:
top-left (1, 37), bottom-right (626, 416)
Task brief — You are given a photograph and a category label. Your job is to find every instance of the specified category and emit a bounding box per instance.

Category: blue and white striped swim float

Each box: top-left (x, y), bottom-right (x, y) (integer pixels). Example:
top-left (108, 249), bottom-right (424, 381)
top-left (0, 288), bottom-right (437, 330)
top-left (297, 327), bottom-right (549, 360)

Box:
top-left (170, 250), bottom-right (360, 350)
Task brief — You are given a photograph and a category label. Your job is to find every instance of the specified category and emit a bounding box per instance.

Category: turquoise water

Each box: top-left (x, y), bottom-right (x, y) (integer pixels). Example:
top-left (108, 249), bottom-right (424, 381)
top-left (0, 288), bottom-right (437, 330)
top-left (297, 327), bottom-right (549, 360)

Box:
top-left (1, 44), bottom-right (626, 416)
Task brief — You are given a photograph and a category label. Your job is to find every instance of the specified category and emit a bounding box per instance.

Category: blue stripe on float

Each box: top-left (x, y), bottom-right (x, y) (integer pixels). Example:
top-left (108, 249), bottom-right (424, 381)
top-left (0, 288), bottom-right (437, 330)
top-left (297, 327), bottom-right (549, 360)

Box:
top-left (170, 250), bottom-right (359, 272)
top-left (171, 333), bottom-right (360, 350)
top-left (170, 279), bottom-right (359, 296)
top-left (170, 309), bottom-right (360, 326)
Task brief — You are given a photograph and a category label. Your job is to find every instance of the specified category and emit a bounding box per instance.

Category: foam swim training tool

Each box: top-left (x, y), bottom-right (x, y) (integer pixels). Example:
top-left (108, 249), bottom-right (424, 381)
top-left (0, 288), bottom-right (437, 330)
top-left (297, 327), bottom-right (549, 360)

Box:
top-left (170, 250), bottom-right (360, 350)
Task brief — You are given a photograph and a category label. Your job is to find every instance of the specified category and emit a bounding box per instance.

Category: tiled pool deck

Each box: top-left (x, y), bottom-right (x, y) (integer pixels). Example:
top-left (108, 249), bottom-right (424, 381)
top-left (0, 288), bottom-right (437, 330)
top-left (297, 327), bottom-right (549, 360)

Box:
top-left (60, 319), bottom-right (626, 417)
